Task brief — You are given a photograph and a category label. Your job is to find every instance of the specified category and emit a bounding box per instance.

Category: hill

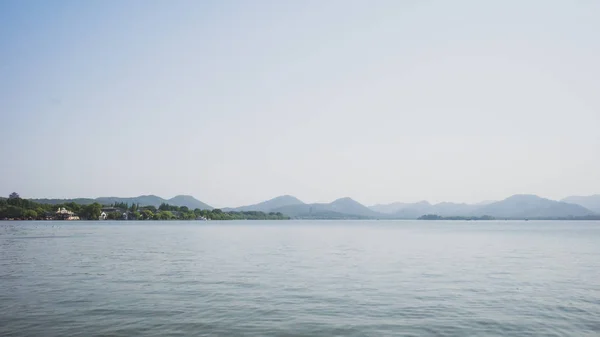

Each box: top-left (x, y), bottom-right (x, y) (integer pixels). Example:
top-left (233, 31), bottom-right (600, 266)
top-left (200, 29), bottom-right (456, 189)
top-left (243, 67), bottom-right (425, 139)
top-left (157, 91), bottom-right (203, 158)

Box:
top-left (392, 201), bottom-right (433, 218)
top-left (428, 202), bottom-right (479, 217)
top-left (30, 195), bottom-right (213, 210)
top-left (273, 197), bottom-right (382, 219)
top-left (167, 195), bottom-right (213, 210)
top-left (474, 194), bottom-right (593, 219)
top-left (224, 195), bottom-right (304, 212)
top-left (95, 195), bottom-right (166, 207)
top-left (30, 198), bottom-right (97, 205)
top-left (562, 195), bottom-right (600, 214)
top-left (370, 201), bottom-right (477, 218)
top-left (328, 197), bottom-right (380, 217)
top-left (370, 202), bottom-right (423, 214)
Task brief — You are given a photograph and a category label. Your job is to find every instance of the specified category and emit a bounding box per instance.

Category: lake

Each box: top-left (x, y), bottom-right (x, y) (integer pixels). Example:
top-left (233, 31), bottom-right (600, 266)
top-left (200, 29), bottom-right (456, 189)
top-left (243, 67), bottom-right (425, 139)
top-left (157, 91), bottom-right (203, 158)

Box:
top-left (1, 220), bottom-right (599, 336)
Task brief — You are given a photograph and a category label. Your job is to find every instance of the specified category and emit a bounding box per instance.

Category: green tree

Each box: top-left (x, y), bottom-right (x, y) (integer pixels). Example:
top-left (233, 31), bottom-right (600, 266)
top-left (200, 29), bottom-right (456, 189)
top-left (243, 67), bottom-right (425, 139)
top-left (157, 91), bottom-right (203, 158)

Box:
top-left (65, 202), bottom-right (81, 214)
top-left (23, 209), bottom-right (37, 219)
top-left (143, 205), bottom-right (157, 213)
top-left (142, 210), bottom-right (154, 220)
top-left (180, 211), bottom-right (195, 220)
top-left (4, 205), bottom-right (23, 218)
top-left (35, 207), bottom-right (46, 218)
top-left (81, 203), bottom-right (102, 220)
top-left (107, 211), bottom-right (122, 220)
top-left (7, 196), bottom-right (23, 207)
top-left (158, 211), bottom-right (174, 220)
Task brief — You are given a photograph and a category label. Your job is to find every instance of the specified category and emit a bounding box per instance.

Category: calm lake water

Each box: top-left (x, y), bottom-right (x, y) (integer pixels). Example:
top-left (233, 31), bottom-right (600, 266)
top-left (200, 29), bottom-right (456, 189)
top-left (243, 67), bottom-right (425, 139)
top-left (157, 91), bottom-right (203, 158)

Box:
top-left (1, 220), bottom-right (600, 336)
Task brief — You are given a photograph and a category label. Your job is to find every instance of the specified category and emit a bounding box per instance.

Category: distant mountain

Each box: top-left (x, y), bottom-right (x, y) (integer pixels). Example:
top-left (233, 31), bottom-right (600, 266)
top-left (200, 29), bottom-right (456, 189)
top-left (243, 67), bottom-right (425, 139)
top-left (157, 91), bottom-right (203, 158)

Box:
top-left (30, 195), bottom-right (213, 210)
top-left (370, 195), bottom-right (595, 219)
top-left (30, 198), bottom-right (97, 205)
top-left (167, 195), bottom-right (213, 210)
top-left (224, 195), bottom-right (304, 212)
top-left (562, 195), bottom-right (600, 214)
top-left (475, 200), bottom-right (496, 206)
top-left (273, 197), bottom-right (382, 219)
top-left (429, 202), bottom-right (479, 217)
top-left (369, 202), bottom-right (419, 214)
top-left (95, 195), bottom-right (166, 207)
top-left (371, 201), bottom-right (476, 218)
top-left (393, 201), bottom-right (433, 218)
top-left (474, 194), bottom-right (593, 218)
top-left (328, 197), bottom-right (379, 217)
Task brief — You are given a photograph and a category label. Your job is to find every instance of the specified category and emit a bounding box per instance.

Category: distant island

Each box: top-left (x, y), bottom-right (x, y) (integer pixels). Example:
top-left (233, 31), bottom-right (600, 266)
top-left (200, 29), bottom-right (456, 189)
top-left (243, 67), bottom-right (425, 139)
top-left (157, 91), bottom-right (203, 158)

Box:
top-left (418, 214), bottom-right (496, 221)
top-left (2, 192), bottom-right (600, 221)
top-left (0, 193), bottom-right (288, 221)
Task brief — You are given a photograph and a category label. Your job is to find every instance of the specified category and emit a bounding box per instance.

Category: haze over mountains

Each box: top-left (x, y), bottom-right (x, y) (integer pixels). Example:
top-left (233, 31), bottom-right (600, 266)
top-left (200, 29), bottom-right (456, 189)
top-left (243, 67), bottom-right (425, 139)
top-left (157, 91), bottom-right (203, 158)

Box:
top-left (561, 195), bottom-right (600, 214)
top-left (28, 193), bottom-right (600, 219)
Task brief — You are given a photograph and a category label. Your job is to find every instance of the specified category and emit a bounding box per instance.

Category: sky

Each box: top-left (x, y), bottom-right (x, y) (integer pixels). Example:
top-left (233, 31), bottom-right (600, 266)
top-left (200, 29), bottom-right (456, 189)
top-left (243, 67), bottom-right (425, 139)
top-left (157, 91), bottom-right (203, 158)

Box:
top-left (1, 0), bottom-right (599, 208)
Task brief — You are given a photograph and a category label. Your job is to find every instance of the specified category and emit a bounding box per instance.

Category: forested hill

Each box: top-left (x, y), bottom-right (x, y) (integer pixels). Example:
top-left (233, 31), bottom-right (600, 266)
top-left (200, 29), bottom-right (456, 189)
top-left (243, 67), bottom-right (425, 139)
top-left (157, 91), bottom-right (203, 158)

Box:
top-left (30, 194), bottom-right (212, 210)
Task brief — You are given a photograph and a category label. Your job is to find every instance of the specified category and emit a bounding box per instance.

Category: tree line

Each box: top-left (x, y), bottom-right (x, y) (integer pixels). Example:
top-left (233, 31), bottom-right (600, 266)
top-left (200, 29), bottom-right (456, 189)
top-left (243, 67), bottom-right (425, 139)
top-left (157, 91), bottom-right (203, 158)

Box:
top-left (0, 192), bottom-right (289, 221)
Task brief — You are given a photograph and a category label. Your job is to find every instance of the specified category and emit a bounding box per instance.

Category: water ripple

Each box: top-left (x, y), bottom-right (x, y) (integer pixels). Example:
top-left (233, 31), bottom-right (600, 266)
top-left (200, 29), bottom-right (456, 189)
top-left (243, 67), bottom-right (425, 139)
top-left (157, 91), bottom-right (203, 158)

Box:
top-left (1, 220), bottom-right (599, 336)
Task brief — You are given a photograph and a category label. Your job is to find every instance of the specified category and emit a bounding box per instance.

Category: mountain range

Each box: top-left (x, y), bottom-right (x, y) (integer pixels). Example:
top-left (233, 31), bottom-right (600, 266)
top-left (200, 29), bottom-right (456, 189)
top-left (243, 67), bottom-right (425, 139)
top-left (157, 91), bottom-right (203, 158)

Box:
top-left (369, 194), bottom-right (594, 219)
top-left (223, 195), bottom-right (378, 218)
top-left (224, 194), bottom-right (598, 219)
top-left (221, 194), bottom-right (598, 219)
top-left (28, 193), bottom-right (600, 219)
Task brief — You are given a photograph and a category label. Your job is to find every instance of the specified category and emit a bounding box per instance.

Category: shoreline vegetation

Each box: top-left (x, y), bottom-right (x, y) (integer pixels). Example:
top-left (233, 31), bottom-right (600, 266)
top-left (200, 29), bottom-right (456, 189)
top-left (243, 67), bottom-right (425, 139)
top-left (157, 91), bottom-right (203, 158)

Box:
top-left (0, 193), bottom-right (289, 221)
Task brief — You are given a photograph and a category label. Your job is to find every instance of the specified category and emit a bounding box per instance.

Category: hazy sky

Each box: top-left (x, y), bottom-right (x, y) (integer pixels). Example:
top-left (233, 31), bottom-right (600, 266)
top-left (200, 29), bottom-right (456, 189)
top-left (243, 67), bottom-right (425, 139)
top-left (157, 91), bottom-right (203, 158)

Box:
top-left (1, 0), bottom-right (599, 207)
